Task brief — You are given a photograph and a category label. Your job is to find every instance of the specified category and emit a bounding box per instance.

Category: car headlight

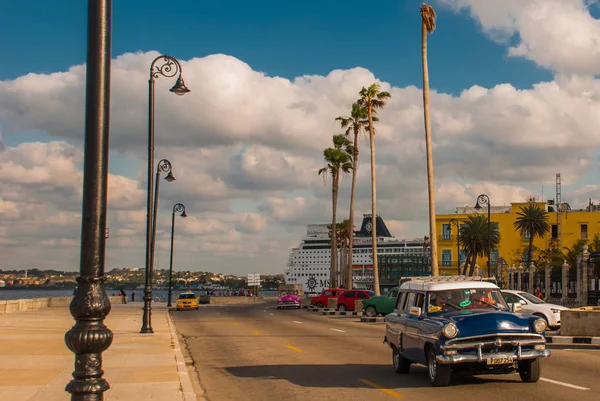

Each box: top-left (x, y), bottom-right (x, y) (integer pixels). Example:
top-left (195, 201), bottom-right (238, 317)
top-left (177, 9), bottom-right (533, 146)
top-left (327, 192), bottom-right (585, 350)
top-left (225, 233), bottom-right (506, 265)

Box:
top-left (551, 308), bottom-right (560, 313)
top-left (442, 323), bottom-right (458, 338)
top-left (533, 318), bottom-right (547, 333)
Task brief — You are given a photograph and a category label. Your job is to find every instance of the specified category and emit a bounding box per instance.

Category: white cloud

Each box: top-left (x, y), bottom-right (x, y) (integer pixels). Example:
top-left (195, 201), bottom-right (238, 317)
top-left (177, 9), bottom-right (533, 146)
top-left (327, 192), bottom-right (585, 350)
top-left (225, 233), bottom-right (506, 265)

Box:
top-left (2, 31), bottom-right (600, 274)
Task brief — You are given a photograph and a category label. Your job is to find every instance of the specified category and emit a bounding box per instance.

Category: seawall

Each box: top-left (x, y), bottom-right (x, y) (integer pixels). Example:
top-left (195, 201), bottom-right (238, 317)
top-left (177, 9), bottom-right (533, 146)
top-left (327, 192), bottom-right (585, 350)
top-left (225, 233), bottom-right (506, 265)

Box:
top-left (0, 296), bottom-right (124, 314)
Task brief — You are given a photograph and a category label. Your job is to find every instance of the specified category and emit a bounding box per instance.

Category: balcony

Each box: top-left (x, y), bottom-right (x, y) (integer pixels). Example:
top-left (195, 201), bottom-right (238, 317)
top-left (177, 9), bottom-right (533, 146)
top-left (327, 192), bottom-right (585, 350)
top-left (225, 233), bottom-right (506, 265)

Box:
top-left (438, 234), bottom-right (458, 242)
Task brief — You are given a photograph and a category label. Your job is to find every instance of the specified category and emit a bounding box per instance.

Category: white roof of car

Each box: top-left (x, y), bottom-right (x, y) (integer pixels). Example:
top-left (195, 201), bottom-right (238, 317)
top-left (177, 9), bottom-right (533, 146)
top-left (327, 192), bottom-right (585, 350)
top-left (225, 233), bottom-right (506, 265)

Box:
top-left (400, 276), bottom-right (499, 292)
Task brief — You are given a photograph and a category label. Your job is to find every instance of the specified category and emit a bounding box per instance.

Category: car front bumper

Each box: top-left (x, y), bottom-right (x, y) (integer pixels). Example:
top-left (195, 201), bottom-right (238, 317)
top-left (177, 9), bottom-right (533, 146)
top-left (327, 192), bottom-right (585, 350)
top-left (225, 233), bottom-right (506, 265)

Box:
top-left (278, 302), bottom-right (300, 308)
top-left (436, 349), bottom-right (550, 364)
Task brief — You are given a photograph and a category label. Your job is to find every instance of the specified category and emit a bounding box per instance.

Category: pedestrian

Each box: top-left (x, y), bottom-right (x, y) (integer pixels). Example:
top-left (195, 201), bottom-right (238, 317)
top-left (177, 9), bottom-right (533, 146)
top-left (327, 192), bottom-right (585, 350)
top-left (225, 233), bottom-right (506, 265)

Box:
top-left (535, 287), bottom-right (543, 299)
top-left (120, 288), bottom-right (127, 304)
top-left (131, 289), bottom-right (136, 303)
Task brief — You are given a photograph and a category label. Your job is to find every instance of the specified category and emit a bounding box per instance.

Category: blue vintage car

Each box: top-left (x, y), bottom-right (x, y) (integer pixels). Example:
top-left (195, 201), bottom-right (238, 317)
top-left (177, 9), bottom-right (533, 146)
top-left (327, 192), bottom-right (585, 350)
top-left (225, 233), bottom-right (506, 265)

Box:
top-left (383, 276), bottom-right (550, 386)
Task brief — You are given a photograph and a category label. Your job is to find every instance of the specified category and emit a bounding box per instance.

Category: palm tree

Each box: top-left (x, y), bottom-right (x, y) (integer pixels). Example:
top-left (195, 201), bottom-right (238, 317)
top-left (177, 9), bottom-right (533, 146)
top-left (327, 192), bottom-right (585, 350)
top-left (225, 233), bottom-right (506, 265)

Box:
top-left (336, 219), bottom-right (351, 288)
top-left (357, 83), bottom-right (391, 296)
top-left (562, 239), bottom-right (588, 268)
top-left (459, 215), bottom-right (500, 276)
top-left (335, 103), bottom-right (371, 290)
top-left (420, 3), bottom-right (439, 276)
top-left (513, 203), bottom-right (550, 270)
top-left (318, 134), bottom-right (353, 288)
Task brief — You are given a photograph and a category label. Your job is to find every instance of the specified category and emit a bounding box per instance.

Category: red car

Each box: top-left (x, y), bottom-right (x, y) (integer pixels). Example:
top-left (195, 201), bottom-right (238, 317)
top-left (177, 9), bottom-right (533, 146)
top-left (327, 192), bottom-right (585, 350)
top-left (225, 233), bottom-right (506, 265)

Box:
top-left (336, 289), bottom-right (374, 311)
top-left (310, 288), bottom-right (346, 308)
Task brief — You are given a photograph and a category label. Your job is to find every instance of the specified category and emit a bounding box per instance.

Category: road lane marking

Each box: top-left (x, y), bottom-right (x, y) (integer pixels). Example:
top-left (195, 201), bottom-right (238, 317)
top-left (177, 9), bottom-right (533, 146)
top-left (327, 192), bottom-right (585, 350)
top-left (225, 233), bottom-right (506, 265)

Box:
top-left (286, 345), bottom-right (303, 353)
top-left (292, 320), bottom-right (303, 324)
top-left (233, 322), bottom-right (240, 326)
top-left (252, 330), bottom-right (261, 335)
top-left (269, 313), bottom-right (274, 316)
top-left (330, 328), bottom-right (346, 333)
top-left (360, 379), bottom-right (403, 398)
top-left (540, 377), bottom-right (589, 390)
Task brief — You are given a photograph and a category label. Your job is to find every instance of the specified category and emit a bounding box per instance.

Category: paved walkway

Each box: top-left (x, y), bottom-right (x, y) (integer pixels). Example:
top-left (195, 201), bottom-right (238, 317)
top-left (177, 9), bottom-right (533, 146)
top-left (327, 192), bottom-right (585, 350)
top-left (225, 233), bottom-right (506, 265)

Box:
top-left (0, 303), bottom-right (197, 400)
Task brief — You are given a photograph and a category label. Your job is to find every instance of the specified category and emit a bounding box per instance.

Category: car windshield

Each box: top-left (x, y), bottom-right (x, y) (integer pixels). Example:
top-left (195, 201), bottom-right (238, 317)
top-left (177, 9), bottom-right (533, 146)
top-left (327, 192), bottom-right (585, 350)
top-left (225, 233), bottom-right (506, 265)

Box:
top-left (518, 292), bottom-right (546, 304)
top-left (178, 294), bottom-right (196, 299)
top-left (427, 288), bottom-right (508, 313)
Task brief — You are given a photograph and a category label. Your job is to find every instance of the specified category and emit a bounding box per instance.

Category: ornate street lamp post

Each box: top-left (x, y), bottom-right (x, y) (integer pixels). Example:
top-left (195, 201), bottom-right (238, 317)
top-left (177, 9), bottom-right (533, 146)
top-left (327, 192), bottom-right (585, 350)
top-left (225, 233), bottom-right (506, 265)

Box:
top-left (142, 158), bottom-right (176, 333)
top-left (65, 1), bottom-right (113, 399)
top-left (474, 194), bottom-right (491, 278)
top-left (448, 219), bottom-right (460, 275)
top-left (141, 56), bottom-right (189, 334)
top-left (167, 203), bottom-right (187, 307)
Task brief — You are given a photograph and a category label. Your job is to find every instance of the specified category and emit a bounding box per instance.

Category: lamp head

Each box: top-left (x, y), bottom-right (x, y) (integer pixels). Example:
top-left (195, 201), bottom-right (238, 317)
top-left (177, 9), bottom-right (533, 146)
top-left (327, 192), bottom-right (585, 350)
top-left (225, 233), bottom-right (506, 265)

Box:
top-left (180, 210), bottom-right (188, 218)
top-left (165, 172), bottom-right (176, 182)
top-left (474, 201), bottom-right (482, 210)
top-left (170, 75), bottom-right (190, 96)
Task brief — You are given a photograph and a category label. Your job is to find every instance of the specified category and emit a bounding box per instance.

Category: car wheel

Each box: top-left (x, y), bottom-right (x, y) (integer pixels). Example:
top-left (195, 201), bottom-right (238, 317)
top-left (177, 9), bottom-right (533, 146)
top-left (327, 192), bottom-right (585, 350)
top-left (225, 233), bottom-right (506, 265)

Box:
top-left (427, 346), bottom-right (451, 386)
top-left (533, 313), bottom-right (549, 328)
top-left (365, 306), bottom-right (377, 317)
top-left (518, 359), bottom-right (541, 382)
top-left (392, 346), bottom-right (410, 374)
top-left (195, 307), bottom-right (199, 310)
top-left (316, 302), bottom-right (323, 308)
top-left (338, 304), bottom-right (347, 312)
top-left (277, 306), bottom-right (281, 309)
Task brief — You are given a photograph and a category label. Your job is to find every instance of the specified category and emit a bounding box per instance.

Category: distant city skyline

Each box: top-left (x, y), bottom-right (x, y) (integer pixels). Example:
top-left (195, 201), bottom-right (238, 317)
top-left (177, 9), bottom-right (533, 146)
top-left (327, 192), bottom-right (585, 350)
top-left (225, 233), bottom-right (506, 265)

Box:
top-left (1, 1), bottom-right (600, 275)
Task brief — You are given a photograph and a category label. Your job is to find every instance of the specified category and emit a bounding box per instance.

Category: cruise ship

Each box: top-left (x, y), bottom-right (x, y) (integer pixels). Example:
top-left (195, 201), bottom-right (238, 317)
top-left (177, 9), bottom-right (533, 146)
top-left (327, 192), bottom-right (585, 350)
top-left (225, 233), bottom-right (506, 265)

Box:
top-left (284, 214), bottom-right (428, 294)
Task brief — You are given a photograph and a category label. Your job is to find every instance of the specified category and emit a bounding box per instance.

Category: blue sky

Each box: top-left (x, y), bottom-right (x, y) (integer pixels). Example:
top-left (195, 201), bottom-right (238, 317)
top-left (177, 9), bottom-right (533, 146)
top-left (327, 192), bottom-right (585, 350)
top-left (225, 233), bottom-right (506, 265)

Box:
top-left (1, 0), bottom-right (552, 93)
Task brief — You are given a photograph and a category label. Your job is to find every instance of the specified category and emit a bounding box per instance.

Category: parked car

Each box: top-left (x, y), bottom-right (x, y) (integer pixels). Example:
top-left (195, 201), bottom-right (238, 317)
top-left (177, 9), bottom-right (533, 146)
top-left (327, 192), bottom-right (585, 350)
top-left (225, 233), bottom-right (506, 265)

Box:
top-left (384, 276), bottom-right (550, 386)
top-left (362, 287), bottom-right (399, 317)
top-left (310, 288), bottom-right (346, 308)
top-left (176, 291), bottom-right (199, 311)
top-left (336, 289), bottom-right (374, 311)
top-left (501, 290), bottom-right (568, 329)
top-left (277, 293), bottom-right (302, 309)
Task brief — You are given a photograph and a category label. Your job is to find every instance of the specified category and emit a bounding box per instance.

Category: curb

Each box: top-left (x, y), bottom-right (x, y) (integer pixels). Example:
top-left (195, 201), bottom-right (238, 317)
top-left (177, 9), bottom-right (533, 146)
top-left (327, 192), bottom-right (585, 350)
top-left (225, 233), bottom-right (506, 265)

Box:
top-left (165, 309), bottom-right (199, 401)
top-left (546, 335), bottom-right (600, 345)
top-left (360, 316), bottom-right (386, 323)
top-left (321, 311), bottom-right (362, 316)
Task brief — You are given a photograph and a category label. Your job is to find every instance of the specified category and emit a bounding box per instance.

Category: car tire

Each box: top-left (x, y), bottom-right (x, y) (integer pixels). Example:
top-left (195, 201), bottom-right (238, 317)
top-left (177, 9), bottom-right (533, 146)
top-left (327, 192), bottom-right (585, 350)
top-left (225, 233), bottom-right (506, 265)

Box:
top-left (533, 313), bottom-right (549, 327)
top-left (392, 346), bottom-right (410, 374)
top-left (365, 306), bottom-right (377, 317)
top-left (427, 346), bottom-right (451, 386)
top-left (518, 359), bottom-right (541, 383)
top-left (338, 304), bottom-right (347, 312)
top-left (316, 302), bottom-right (323, 308)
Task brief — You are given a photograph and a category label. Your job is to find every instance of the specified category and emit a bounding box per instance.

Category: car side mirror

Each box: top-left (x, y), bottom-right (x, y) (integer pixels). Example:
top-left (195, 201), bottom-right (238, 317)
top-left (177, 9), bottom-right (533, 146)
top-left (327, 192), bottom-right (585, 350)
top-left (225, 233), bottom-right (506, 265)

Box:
top-left (409, 306), bottom-right (422, 317)
top-left (512, 303), bottom-right (523, 313)
top-left (519, 300), bottom-right (527, 305)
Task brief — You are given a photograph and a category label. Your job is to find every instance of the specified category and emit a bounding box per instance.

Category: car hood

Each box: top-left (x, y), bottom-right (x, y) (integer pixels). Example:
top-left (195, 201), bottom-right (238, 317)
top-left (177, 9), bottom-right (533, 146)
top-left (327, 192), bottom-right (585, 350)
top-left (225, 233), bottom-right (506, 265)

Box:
top-left (435, 310), bottom-right (534, 335)
top-left (278, 295), bottom-right (300, 302)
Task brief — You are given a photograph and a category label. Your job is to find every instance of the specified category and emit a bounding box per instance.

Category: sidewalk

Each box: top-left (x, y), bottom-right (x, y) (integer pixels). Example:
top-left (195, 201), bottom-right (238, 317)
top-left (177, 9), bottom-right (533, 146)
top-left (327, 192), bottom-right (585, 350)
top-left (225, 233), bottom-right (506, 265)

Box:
top-left (0, 303), bottom-right (197, 400)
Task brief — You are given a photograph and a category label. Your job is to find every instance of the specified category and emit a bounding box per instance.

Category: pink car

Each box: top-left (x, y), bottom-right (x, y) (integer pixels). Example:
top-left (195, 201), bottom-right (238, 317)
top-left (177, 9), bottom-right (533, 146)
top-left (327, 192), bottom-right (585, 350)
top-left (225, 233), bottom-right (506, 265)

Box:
top-left (277, 293), bottom-right (301, 309)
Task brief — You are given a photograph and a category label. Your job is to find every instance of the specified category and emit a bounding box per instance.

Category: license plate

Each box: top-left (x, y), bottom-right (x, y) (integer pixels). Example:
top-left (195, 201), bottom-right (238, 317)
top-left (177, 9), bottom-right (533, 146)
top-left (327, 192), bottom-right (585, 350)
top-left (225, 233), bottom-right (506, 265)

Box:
top-left (487, 356), bottom-right (514, 365)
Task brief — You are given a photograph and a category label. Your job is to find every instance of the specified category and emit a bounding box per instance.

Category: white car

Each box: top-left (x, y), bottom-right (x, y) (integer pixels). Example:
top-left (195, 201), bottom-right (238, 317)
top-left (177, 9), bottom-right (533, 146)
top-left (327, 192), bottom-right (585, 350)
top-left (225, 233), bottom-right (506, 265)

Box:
top-left (501, 290), bottom-right (568, 329)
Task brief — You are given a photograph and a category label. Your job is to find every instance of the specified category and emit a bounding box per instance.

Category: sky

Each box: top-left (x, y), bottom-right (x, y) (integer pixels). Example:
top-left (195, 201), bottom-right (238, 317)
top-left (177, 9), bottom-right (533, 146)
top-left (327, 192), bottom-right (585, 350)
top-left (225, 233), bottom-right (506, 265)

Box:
top-left (1, 0), bottom-right (600, 275)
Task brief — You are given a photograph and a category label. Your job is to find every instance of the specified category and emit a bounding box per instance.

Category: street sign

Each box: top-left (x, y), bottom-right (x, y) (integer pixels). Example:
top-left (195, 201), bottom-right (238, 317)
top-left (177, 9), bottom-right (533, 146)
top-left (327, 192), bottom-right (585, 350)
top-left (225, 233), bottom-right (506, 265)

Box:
top-left (247, 273), bottom-right (260, 286)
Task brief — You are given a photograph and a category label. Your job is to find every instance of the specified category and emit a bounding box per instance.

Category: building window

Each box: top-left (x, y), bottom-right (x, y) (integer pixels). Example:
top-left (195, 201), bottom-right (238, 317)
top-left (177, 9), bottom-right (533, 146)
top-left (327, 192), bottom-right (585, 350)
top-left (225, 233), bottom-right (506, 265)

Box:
top-left (551, 224), bottom-right (558, 239)
top-left (523, 230), bottom-right (531, 240)
top-left (442, 224), bottom-right (451, 240)
top-left (459, 250), bottom-right (467, 265)
top-left (441, 250), bottom-right (452, 266)
top-left (581, 224), bottom-right (588, 239)
top-left (491, 250), bottom-right (498, 266)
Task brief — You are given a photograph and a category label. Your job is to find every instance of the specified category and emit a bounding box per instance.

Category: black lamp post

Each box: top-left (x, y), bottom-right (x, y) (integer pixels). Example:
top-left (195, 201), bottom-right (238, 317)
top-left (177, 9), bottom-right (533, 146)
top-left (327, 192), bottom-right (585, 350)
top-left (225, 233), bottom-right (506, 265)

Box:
top-left (141, 158), bottom-right (176, 333)
top-left (474, 194), bottom-right (491, 278)
top-left (65, 1), bottom-right (113, 399)
top-left (167, 203), bottom-right (187, 307)
top-left (141, 55), bottom-right (189, 335)
top-left (448, 219), bottom-right (460, 275)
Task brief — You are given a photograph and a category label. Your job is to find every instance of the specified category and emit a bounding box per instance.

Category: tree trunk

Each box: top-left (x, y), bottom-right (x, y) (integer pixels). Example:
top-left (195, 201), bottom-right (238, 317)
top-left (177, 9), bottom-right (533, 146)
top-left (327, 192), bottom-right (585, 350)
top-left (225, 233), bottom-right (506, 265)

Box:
top-left (347, 126), bottom-right (359, 290)
top-left (331, 169), bottom-right (339, 288)
top-left (368, 105), bottom-right (380, 296)
top-left (527, 234), bottom-right (534, 270)
top-left (421, 17), bottom-right (439, 276)
top-left (468, 253), bottom-right (478, 276)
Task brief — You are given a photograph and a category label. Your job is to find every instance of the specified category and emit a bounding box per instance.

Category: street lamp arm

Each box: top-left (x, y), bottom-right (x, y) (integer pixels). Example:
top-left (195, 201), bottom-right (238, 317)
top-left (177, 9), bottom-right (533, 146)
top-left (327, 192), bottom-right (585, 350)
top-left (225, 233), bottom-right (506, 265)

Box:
top-left (173, 202), bottom-right (186, 216)
top-left (157, 159), bottom-right (173, 174)
top-left (477, 194), bottom-right (490, 206)
top-left (150, 55), bottom-right (183, 80)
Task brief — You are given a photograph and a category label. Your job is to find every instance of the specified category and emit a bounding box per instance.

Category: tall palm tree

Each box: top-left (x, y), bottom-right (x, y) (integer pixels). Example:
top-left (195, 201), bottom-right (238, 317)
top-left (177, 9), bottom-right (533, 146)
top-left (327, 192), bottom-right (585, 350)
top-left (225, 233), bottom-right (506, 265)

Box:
top-left (335, 103), bottom-right (371, 290)
top-left (513, 203), bottom-right (550, 270)
top-left (319, 134), bottom-right (353, 288)
top-left (336, 219), bottom-right (351, 288)
top-left (420, 3), bottom-right (439, 276)
top-left (459, 215), bottom-right (500, 276)
top-left (357, 83), bottom-right (391, 296)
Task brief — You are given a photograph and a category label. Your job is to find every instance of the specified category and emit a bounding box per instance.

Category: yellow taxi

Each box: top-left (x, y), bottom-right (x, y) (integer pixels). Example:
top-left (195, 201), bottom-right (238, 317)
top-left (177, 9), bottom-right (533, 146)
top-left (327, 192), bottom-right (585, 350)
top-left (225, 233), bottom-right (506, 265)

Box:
top-left (175, 291), bottom-right (199, 311)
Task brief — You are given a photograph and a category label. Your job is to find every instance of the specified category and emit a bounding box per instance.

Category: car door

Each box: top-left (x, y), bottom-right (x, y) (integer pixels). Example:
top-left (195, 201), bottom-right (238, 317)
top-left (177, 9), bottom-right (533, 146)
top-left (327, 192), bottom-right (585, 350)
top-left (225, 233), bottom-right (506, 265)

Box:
top-left (386, 291), bottom-right (408, 351)
top-left (384, 288), bottom-right (399, 314)
top-left (401, 292), bottom-right (424, 361)
top-left (339, 291), bottom-right (355, 309)
top-left (356, 290), bottom-right (370, 310)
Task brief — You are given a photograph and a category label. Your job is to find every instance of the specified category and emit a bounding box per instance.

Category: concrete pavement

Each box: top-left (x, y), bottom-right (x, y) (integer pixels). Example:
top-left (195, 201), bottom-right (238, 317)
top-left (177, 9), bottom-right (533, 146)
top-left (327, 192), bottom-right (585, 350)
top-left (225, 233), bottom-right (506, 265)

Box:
top-left (172, 301), bottom-right (600, 401)
top-left (0, 302), bottom-right (198, 401)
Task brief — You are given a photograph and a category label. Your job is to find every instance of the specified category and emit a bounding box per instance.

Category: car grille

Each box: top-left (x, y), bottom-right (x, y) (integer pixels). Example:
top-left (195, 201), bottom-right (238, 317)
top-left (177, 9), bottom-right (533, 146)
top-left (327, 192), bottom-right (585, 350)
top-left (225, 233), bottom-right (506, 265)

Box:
top-left (443, 333), bottom-right (545, 351)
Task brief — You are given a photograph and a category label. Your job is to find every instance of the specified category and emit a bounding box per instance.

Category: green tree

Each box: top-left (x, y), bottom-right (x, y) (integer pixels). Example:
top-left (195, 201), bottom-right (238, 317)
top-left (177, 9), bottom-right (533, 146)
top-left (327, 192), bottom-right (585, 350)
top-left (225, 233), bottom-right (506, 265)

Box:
top-left (420, 2), bottom-right (440, 277)
top-left (335, 103), bottom-right (371, 289)
top-left (319, 134), bottom-right (353, 288)
top-left (459, 215), bottom-right (500, 276)
top-left (513, 203), bottom-right (550, 269)
top-left (357, 83), bottom-right (391, 295)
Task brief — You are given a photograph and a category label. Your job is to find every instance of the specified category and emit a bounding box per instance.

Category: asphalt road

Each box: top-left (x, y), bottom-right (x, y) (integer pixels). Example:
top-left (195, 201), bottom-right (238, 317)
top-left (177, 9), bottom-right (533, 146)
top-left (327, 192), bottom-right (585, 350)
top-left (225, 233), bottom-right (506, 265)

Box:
top-left (172, 302), bottom-right (600, 401)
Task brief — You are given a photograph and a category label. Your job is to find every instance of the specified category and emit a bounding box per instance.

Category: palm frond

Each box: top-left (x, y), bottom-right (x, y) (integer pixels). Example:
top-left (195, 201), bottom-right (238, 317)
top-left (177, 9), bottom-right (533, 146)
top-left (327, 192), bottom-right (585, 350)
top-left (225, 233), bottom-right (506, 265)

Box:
top-left (420, 3), bottom-right (437, 34)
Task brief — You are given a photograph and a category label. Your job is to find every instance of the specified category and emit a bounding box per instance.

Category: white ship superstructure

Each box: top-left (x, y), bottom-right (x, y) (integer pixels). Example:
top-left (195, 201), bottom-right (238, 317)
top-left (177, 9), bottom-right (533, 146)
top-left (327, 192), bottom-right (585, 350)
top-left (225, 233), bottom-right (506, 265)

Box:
top-left (284, 215), bottom-right (428, 294)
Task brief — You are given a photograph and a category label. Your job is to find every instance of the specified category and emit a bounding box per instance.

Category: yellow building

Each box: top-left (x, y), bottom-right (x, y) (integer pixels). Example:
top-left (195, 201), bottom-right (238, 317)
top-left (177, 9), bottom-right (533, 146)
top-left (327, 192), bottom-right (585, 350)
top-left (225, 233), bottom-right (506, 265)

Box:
top-left (435, 201), bottom-right (600, 276)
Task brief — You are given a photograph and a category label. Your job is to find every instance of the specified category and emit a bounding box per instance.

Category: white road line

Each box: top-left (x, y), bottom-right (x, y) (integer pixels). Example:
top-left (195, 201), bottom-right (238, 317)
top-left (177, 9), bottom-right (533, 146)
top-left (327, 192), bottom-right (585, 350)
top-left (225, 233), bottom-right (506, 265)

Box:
top-left (269, 313), bottom-right (274, 316)
top-left (540, 377), bottom-right (589, 390)
top-left (330, 328), bottom-right (345, 333)
top-left (563, 349), bottom-right (600, 351)
top-left (292, 320), bottom-right (303, 324)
